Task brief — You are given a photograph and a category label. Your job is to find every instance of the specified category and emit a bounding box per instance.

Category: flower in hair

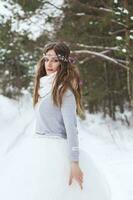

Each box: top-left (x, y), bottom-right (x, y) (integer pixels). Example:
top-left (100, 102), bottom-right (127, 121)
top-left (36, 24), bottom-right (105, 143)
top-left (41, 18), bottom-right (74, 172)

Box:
top-left (57, 54), bottom-right (68, 62)
top-left (42, 53), bottom-right (77, 64)
top-left (68, 56), bottom-right (77, 64)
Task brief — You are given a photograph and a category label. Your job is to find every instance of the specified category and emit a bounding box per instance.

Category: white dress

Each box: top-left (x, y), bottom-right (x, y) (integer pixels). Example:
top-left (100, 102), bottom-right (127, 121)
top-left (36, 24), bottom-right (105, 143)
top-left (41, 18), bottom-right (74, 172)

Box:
top-left (0, 133), bottom-right (111, 200)
top-left (0, 73), bottom-right (111, 200)
top-left (32, 134), bottom-right (111, 200)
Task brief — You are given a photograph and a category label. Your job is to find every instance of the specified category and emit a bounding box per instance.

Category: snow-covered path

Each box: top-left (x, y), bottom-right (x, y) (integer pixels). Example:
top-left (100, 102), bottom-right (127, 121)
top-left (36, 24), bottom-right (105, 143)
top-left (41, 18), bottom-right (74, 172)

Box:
top-left (78, 115), bottom-right (133, 200)
top-left (0, 94), bottom-right (133, 200)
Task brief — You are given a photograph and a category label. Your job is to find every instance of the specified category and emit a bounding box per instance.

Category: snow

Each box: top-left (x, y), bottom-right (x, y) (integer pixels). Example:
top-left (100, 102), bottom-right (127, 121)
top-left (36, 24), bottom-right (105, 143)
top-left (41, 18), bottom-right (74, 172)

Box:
top-left (116, 36), bottom-right (123, 40)
top-left (0, 93), bottom-right (35, 155)
top-left (0, 93), bottom-right (133, 200)
top-left (117, 7), bottom-right (129, 14)
top-left (0, 0), bottom-right (24, 23)
top-left (122, 48), bottom-right (127, 53)
top-left (0, 0), bottom-right (63, 40)
top-left (113, 0), bottom-right (118, 4)
top-left (129, 35), bottom-right (133, 40)
top-left (78, 115), bottom-right (133, 200)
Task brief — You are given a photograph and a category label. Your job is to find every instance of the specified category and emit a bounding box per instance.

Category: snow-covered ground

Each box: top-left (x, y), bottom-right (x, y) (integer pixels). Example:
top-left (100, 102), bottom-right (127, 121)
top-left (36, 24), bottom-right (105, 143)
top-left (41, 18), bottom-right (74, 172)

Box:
top-left (78, 114), bottom-right (133, 200)
top-left (0, 92), bottom-right (133, 200)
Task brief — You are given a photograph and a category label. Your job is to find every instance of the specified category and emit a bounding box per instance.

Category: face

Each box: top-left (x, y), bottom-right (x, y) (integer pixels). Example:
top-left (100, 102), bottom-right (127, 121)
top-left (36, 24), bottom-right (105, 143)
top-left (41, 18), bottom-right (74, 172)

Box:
top-left (44, 49), bottom-right (60, 75)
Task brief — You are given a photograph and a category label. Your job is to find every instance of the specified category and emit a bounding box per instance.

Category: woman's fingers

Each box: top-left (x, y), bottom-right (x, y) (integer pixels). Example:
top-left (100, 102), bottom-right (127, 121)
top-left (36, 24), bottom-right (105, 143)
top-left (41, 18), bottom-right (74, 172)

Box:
top-left (78, 174), bottom-right (84, 182)
top-left (68, 173), bottom-right (73, 185)
top-left (79, 180), bottom-right (83, 190)
top-left (80, 175), bottom-right (84, 181)
top-left (75, 176), bottom-right (83, 190)
top-left (69, 177), bottom-right (83, 190)
top-left (79, 174), bottom-right (84, 189)
top-left (68, 168), bottom-right (84, 190)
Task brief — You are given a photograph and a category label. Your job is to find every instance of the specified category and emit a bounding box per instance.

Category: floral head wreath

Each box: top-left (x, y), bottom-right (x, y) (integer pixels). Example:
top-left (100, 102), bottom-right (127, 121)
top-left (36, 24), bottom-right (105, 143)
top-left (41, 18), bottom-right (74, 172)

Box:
top-left (43, 53), bottom-right (77, 64)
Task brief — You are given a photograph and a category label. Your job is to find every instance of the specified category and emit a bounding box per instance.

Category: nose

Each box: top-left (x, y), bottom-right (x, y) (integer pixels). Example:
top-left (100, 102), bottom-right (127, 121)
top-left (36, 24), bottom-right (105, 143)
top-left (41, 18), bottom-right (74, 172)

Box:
top-left (46, 59), bottom-right (53, 68)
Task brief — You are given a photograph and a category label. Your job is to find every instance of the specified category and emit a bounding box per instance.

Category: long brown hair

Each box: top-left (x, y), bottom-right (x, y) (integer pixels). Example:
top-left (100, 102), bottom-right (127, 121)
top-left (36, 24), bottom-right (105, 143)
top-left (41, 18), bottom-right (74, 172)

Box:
top-left (33, 42), bottom-right (84, 117)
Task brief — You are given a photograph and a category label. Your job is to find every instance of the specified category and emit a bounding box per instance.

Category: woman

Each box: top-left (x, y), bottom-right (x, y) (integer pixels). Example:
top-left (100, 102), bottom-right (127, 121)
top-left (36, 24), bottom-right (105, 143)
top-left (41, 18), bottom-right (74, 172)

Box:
top-left (32, 42), bottom-right (111, 200)
top-left (0, 42), bottom-right (111, 200)
top-left (33, 41), bottom-right (84, 190)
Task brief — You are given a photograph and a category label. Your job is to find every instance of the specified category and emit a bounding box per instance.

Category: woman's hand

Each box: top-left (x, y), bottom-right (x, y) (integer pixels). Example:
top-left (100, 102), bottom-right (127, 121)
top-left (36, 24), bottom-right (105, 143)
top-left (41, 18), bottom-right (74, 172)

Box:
top-left (68, 161), bottom-right (84, 190)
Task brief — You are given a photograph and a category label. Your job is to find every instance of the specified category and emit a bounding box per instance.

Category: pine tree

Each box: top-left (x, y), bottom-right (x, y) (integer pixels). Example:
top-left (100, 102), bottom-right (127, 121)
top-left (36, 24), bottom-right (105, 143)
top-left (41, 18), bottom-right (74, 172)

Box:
top-left (55, 0), bottom-right (133, 120)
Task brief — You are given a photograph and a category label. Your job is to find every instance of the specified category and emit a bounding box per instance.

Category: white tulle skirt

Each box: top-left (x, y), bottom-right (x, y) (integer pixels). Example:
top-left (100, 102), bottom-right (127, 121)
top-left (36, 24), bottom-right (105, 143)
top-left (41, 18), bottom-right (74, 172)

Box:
top-left (0, 134), bottom-right (111, 200)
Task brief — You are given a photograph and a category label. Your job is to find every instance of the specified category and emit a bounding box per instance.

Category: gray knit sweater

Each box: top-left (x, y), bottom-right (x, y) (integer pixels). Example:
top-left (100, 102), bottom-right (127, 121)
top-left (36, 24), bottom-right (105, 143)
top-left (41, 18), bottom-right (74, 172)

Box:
top-left (34, 88), bottom-right (79, 162)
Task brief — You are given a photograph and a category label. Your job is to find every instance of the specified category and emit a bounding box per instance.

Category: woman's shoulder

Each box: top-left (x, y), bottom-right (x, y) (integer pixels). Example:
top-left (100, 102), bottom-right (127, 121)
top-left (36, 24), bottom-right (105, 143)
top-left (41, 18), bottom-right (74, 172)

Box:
top-left (63, 88), bottom-right (76, 101)
top-left (61, 88), bottom-right (77, 108)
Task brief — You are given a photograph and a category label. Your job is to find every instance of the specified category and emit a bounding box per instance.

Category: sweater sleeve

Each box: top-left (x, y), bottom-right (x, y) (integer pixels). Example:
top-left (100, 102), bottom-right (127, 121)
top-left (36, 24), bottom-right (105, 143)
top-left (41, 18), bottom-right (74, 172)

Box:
top-left (61, 89), bottom-right (79, 162)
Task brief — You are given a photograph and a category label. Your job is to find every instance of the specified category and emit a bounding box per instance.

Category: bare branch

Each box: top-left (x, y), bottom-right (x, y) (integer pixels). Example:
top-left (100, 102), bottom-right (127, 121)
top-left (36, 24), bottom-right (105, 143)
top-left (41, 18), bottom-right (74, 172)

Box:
top-left (109, 28), bottom-right (126, 35)
top-left (99, 7), bottom-right (114, 13)
top-left (44, 1), bottom-right (62, 10)
top-left (76, 43), bottom-right (119, 51)
top-left (72, 49), bottom-right (130, 70)
top-left (85, 6), bottom-right (113, 13)
top-left (111, 19), bottom-right (128, 28)
top-left (78, 49), bottom-right (115, 63)
top-left (72, 0), bottom-right (114, 15)
top-left (115, 59), bottom-right (129, 65)
top-left (40, 1), bottom-right (114, 14)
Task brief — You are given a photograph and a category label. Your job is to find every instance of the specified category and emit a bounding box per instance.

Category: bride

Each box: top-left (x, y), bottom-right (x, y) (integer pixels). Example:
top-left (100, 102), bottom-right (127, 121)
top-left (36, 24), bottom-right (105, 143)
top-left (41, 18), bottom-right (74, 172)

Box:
top-left (31, 41), bottom-right (111, 200)
top-left (0, 42), bottom-right (111, 200)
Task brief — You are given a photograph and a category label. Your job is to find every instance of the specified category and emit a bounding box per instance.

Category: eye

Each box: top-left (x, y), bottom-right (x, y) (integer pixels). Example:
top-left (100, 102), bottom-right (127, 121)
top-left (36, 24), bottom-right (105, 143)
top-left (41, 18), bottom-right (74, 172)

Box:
top-left (53, 59), bottom-right (59, 62)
